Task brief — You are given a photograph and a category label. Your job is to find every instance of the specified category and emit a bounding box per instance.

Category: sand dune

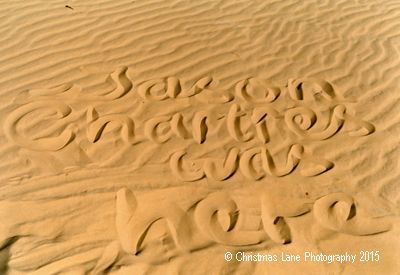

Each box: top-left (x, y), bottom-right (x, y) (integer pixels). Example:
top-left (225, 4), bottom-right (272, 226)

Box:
top-left (0, 0), bottom-right (399, 274)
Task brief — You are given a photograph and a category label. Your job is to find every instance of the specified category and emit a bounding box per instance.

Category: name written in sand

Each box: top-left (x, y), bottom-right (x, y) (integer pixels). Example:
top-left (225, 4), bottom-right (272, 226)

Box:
top-left (4, 66), bottom-right (375, 179)
top-left (3, 66), bottom-right (389, 273)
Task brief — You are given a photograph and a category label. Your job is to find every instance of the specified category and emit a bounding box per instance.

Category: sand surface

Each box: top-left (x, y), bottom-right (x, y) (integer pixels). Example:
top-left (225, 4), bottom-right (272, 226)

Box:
top-left (1, 0), bottom-right (400, 274)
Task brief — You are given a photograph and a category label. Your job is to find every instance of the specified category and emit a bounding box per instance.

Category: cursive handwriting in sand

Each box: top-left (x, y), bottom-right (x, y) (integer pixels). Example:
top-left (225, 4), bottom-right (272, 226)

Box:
top-left (92, 189), bottom-right (392, 272)
top-left (4, 67), bottom-right (375, 178)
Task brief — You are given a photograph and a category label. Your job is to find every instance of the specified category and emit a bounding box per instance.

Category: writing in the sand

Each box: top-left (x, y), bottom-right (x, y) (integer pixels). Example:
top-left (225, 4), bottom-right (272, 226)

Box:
top-left (169, 144), bottom-right (334, 180)
top-left (4, 66), bottom-right (375, 178)
top-left (91, 189), bottom-right (391, 271)
top-left (5, 67), bottom-right (374, 149)
top-left (4, 101), bottom-right (374, 151)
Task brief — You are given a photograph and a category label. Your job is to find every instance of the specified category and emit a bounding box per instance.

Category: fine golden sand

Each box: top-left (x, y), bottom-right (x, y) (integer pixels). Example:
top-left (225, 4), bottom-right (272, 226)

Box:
top-left (1, 0), bottom-right (400, 274)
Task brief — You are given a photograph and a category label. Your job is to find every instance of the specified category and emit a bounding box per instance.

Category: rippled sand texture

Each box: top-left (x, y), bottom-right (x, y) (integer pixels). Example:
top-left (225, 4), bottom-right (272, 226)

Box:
top-left (1, 0), bottom-right (400, 274)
